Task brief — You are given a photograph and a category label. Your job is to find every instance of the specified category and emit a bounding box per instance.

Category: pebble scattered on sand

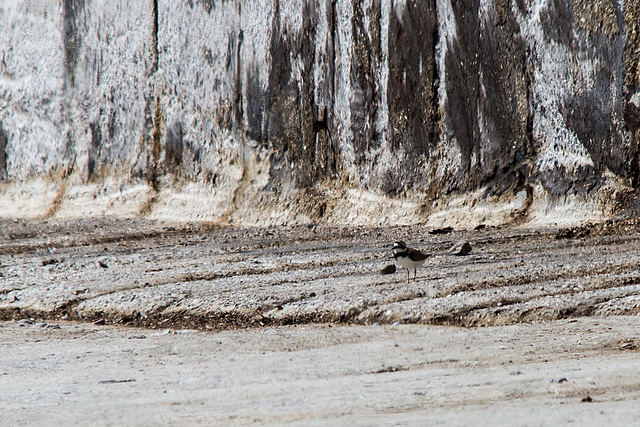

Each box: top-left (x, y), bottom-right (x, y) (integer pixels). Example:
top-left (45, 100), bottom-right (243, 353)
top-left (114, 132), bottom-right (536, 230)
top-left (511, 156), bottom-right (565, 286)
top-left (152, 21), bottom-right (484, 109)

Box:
top-left (450, 241), bottom-right (472, 256)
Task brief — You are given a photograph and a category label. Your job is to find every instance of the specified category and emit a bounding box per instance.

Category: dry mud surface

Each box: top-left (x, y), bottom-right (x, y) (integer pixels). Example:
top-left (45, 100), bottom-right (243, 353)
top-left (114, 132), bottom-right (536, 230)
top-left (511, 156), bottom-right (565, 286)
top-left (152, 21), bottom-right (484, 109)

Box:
top-left (2, 218), bottom-right (640, 328)
top-left (2, 218), bottom-right (640, 424)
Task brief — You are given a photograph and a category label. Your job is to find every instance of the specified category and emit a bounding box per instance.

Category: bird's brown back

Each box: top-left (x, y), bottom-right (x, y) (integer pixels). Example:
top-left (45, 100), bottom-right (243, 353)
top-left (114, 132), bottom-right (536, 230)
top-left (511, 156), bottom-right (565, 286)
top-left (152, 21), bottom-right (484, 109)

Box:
top-left (407, 248), bottom-right (429, 261)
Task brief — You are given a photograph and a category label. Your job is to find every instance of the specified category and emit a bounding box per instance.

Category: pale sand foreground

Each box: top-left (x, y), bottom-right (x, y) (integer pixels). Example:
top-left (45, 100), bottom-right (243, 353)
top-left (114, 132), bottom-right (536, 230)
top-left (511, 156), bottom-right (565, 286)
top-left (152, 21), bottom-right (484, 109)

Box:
top-left (1, 317), bottom-right (639, 425)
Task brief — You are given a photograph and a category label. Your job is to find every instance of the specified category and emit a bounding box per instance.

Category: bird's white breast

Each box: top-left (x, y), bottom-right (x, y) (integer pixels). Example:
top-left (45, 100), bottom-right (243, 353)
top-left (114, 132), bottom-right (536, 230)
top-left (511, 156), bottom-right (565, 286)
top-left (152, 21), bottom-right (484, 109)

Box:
top-left (396, 255), bottom-right (426, 269)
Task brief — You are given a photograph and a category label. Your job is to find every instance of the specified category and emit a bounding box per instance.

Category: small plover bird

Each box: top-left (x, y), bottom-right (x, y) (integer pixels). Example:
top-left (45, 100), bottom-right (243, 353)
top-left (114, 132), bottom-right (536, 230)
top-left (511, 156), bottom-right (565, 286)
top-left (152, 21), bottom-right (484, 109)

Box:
top-left (392, 241), bottom-right (429, 283)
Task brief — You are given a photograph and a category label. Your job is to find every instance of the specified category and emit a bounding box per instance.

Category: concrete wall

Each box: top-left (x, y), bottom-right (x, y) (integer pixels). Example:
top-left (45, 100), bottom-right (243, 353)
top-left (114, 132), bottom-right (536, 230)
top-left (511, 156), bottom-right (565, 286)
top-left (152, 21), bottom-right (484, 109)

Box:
top-left (1, 0), bottom-right (639, 227)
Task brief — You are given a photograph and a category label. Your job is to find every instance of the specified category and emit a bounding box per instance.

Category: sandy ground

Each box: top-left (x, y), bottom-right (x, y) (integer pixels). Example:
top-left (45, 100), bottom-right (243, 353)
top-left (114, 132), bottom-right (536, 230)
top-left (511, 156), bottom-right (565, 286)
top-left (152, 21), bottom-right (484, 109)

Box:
top-left (1, 218), bottom-right (640, 424)
top-left (2, 318), bottom-right (640, 425)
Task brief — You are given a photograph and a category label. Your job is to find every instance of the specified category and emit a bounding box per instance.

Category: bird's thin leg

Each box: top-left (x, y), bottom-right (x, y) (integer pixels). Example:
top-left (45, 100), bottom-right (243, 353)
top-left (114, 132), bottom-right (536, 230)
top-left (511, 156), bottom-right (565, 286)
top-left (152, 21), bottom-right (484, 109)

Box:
top-left (406, 269), bottom-right (409, 284)
top-left (413, 269), bottom-right (417, 281)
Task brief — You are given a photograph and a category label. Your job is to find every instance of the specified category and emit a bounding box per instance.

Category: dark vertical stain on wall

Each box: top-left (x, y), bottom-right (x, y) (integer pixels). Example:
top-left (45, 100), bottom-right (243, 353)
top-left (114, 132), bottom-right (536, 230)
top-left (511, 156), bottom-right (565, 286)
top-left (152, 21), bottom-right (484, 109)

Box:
top-left (150, 97), bottom-right (163, 190)
top-left (478, 0), bottom-right (531, 194)
top-left (151, 0), bottom-right (159, 75)
top-left (350, 0), bottom-right (381, 165)
top-left (444, 0), bottom-right (480, 184)
top-left (62, 0), bottom-right (85, 90)
top-left (324, 0), bottom-right (339, 176)
top-left (233, 27), bottom-right (244, 130)
top-left (132, 96), bottom-right (164, 190)
top-left (245, 63), bottom-right (265, 142)
top-left (0, 123), bottom-right (7, 181)
top-left (264, 0), bottom-right (327, 188)
top-left (264, 0), bottom-right (292, 184)
top-left (624, 1), bottom-right (640, 188)
top-left (385, 0), bottom-right (439, 193)
top-left (563, 71), bottom-right (616, 192)
top-left (165, 121), bottom-right (184, 172)
top-left (87, 120), bottom-right (101, 180)
top-left (310, 0), bottom-right (338, 180)
top-left (292, 1), bottom-right (319, 187)
top-left (539, 0), bottom-right (572, 45)
top-left (558, 1), bottom-right (627, 194)
top-left (445, 0), bottom-right (531, 194)
top-left (627, 100), bottom-right (640, 188)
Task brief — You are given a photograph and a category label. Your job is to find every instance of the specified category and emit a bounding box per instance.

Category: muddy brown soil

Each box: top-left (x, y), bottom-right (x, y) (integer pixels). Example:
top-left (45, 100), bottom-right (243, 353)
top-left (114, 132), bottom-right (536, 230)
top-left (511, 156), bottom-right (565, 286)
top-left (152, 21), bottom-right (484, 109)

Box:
top-left (2, 218), bottom-right (640, 424)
